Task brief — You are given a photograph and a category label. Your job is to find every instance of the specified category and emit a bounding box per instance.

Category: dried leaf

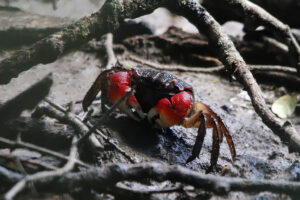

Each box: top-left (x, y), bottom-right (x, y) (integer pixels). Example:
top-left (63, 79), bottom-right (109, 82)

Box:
top-left (271, 93), bottom-right (297, 119)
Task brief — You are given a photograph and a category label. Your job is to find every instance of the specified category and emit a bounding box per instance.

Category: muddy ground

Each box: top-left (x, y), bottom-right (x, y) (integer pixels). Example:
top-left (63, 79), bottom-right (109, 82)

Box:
top-left (0, 1), bottom-right (300, 200)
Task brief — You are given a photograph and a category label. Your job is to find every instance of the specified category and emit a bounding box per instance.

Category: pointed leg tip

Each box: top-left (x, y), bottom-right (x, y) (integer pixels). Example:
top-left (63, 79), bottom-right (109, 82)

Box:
top-left (82, 102), bottom-right (89, 112)
top-left (231, 153), bottom-right (237, 161)
top-left (186, 156), bottom-right (196, 164)
top-left (205, 165), bottom-right (214, 174)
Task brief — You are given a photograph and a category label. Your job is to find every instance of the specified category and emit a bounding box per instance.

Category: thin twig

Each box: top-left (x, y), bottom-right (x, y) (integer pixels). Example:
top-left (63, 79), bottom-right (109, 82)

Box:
top-left (104, 33), bottom-right (117, 69)
top-left (42, 98), bottom-right (136, 163)
top-left (127, 55), bottom-right (300, 89)
top-left (126, 55), bottom-right (297, 74)
top-left (0, 137), bottom-right (90, 168)
top-left (0, 166), bottom-right (23, 185)
top-left (4, 136), bottom-right (79, 200)
top-left (77, 88), bottom-right (134, 146)
top-left (261, 36), bottom-right (289, 53)
top-left (0, 151), bottom-right (58, 171)
top-left (96, 126), bottom-right (137, 163)
top-left (13, 156), bottom-right (38, 195)
top-left (249, 65), bottom-right (296, 73)
top-left (33, 102), bottom-right (105, 151)
top-left (220, 0), bottom-right (300, 72)
top-left (125, 55), bottom-right (223, 73)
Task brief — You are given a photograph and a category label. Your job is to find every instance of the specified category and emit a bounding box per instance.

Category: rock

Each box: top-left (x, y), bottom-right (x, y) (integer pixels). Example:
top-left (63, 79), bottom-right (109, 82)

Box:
top-left (288, 160), bottom-right (300, 181)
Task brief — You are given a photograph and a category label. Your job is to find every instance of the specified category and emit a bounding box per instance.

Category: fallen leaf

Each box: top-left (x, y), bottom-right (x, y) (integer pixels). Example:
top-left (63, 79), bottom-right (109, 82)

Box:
top-left (271, 93), bottom-right (297, 118)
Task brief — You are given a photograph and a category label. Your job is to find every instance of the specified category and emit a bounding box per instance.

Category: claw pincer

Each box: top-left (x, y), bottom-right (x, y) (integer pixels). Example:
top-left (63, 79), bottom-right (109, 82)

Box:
top-left (149, 91), bottom-right (193, 128)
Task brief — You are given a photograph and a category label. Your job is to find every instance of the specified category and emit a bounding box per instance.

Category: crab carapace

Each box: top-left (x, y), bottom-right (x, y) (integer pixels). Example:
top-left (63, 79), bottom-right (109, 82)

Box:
top-left (82, 65), bottom-right (236, 171)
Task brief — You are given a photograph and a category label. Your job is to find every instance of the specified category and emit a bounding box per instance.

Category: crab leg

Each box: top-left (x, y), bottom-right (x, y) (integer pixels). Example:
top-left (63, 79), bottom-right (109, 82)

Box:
top-left (183, 101), bottom-right (236, 170)
top-left (194, 102), bottom-right (236, 159)
top-left (219, 121), bottom-right (236, 159)
top-left (213, 118), bottom-right (223, 144)
top-left (186, 112), bottom-right (207, 163)
top-left (82, 71), bottom-right (108, 111)
top-left (206, 119), bottom-right (221, 173)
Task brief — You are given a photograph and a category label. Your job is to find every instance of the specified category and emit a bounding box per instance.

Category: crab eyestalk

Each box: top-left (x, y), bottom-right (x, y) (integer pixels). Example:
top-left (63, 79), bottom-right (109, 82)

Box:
top-left (148, 91), bottom-right (193, 128)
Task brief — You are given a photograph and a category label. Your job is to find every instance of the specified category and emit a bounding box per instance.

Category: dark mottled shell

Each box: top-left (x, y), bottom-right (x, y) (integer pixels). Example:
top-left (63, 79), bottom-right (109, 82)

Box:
top-left (132, 68), bottom-right (194, 112)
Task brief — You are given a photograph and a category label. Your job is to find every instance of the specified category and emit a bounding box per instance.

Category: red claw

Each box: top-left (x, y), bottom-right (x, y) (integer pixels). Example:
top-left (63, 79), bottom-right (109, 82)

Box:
top-left (107, 70), bottom-right (144, 120)
top-left (107, 71), bottom-right (132, 103)
top-left (155, 91), bottom-right (193, 126)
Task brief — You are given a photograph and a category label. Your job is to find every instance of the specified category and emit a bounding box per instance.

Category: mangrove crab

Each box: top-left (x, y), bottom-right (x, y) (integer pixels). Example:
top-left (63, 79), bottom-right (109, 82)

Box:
top-left (82, 64), bottom-right (236, 171)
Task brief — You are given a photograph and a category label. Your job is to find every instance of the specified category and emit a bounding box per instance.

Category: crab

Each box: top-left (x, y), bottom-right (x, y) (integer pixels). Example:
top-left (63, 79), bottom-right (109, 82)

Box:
top-left (82, 64), bottom-right (236, 171)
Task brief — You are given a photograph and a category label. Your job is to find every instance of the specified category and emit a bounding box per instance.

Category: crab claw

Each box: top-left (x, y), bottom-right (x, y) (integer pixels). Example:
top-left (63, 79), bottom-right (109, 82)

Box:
top-left (107, 71), bottom-right (132, 103)
top-left (148, 91), bottom-right (193, 128)
top-left (127, 95), bottom-right (145, 120)
top-left (107, 71), bottom-right (145, 121)
top-left (118, 94), bottom-right (145, 121)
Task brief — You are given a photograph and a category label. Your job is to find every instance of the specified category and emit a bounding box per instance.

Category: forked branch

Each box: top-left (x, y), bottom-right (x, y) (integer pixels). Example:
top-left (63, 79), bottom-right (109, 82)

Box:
top-left (166, 0), bottom-right (300, 152)
top-left (219, 0), bottom-right (300, 72)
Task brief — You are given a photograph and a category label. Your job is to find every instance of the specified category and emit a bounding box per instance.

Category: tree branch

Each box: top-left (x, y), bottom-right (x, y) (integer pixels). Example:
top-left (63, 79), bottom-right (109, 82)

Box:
top-left (203, 0), bottom-right (300, 28)
top-left (0, 0), bottom-right (164, 84)
top-left (0, 14), bottom-right (100, 84)
top-left (127, 54), bottom-right (297, 74)
top-left (166, 0), bottom-right (300, 153)
top-left (5, 162), bottom-right (300, 197)
top-left (126, 55), bottom-right (300, 89)
top-left (104, 33), bottom-right (117, 69)
top-left (219, 0), bottom-right (300, 72)
top-left (0, 136), bottom-right (90, 168)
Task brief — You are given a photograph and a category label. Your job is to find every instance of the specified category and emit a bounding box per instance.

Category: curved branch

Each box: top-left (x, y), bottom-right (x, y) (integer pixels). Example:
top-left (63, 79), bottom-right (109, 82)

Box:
top-left (203, 0), bottom-right (300, 28)
top-left (0, 137), bottom-right (90, 168)
top-left (104, 33), bottom-right (117, 69)
top-left (166, 0), bottom-right (300, 152)
top-left (0, 14), bottom-right (101, 84)
top-left (219, 0), bottom-right (300, 73)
